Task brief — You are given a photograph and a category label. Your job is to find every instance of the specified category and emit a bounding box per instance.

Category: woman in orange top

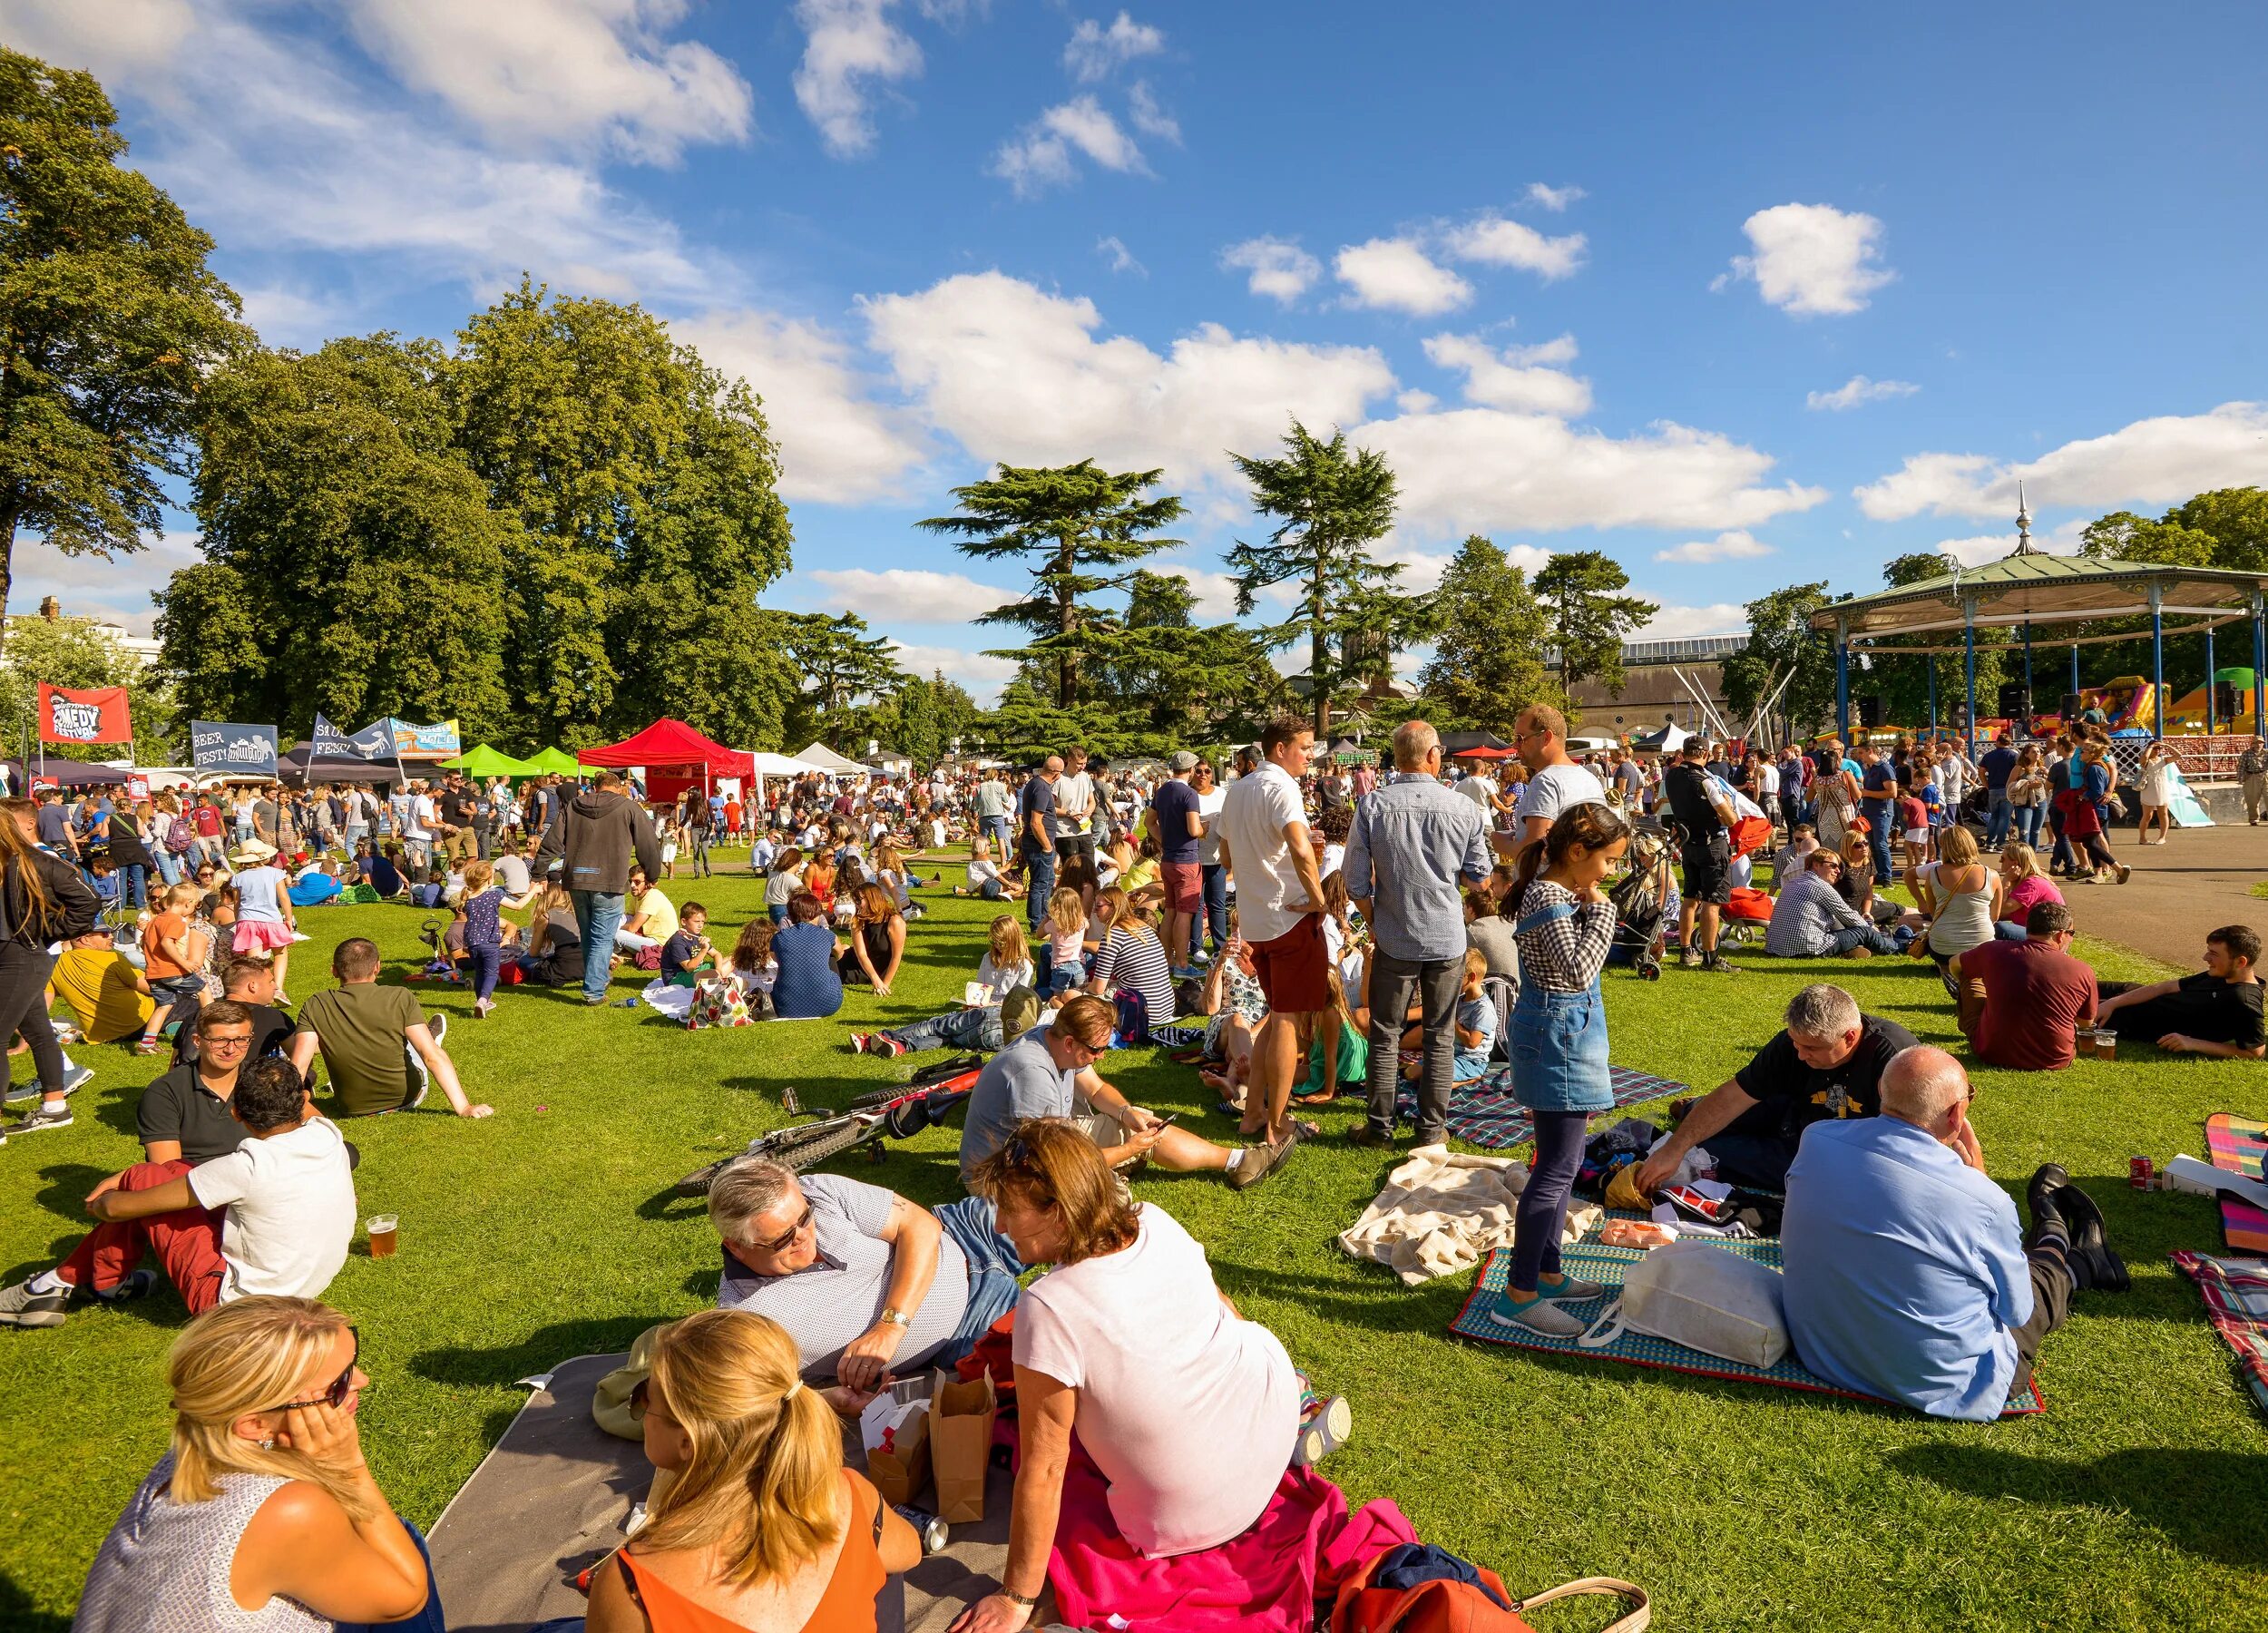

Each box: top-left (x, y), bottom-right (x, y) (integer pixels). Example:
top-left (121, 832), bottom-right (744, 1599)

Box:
top-left (802, 853), bottom-right (837, 915)
top-left (586, 1308), bottom-right (920, 1633)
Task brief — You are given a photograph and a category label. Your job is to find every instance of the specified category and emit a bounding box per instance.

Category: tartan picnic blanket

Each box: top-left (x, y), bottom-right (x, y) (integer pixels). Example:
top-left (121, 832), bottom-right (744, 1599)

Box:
top-left (1395, 1063), bottom-right (1690, 1149)
top-left (2204, 1113), bottom-right (2268, 1255)
top-left (1451, 1234), bottom-right (2045, 1416)
top-left (2171, 1251), bottom-right (2268, 1416)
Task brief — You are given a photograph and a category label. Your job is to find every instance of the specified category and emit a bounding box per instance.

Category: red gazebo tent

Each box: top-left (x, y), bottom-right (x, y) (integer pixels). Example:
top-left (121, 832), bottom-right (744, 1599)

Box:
top-left (576, 719), bottom-right (753, 805)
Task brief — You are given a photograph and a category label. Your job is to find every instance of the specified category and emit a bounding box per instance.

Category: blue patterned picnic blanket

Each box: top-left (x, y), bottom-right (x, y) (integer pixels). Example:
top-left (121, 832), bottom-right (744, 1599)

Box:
top-left (1450, 1236), bottom-right (2045, 1416)
top-left (1394, 1063), bottom-right (1689, 1149)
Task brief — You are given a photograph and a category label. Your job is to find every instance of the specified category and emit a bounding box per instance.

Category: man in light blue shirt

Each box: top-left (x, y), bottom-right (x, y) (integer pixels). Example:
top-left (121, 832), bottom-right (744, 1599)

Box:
top-left (1781, 1047), bottom-right (2118, 1420)
top-left (1343, 720), bottom-right (1493, 1149)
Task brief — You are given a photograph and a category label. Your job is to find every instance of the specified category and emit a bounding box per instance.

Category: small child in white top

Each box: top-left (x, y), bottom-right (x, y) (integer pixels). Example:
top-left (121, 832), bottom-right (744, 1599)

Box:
top-left (973, 916), bottom-right (1036, 1003)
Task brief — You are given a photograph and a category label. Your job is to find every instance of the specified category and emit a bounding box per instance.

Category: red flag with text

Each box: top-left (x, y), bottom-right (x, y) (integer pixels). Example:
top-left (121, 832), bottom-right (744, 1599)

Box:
top-left (36, 683), bottom-right (133, 747)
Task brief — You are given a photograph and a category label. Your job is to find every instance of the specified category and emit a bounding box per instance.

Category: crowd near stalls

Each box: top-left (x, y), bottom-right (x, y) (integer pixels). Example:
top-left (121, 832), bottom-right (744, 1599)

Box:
top-left (4, 702), bottom-right (2259, 1633)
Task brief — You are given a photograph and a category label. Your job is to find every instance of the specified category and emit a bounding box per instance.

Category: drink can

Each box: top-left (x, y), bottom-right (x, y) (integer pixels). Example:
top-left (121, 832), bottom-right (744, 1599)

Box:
top-left (892, 1503), bottom-right (948, 1554)
top-left (2129, 1156), bottom-right (2153, 1190)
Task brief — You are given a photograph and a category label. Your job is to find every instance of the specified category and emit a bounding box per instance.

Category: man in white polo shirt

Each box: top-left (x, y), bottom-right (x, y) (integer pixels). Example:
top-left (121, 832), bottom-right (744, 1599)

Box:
top-left (1217, 715), bottom-right (1330, 1156)
top-left (1509, 703), bottom-right (1607, 852)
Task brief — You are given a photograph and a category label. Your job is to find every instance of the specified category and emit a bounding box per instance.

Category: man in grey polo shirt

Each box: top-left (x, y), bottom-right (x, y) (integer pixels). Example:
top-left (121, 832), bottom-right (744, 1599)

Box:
top-left (1344, 720), bottom-right (1494, 1149)
top-left (711, 1159), bottom-right (1025, 1407)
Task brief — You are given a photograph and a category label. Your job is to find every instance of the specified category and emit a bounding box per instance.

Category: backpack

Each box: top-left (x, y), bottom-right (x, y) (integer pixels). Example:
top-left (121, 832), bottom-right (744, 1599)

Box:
top-left (163, 815), bottom-right (193, 854)
top-left (1331, 1548), bottom-right (1649, 1633)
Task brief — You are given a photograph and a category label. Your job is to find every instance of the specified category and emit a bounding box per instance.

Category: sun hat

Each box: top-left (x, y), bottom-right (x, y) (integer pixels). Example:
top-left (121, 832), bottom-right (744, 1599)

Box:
top-left (229, 838), bottom-right (279, 865)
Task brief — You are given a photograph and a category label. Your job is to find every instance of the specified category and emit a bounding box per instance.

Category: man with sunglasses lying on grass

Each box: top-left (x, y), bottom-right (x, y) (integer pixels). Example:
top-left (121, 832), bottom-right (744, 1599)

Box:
top-left (0, 1057), bottom-right (355, 1330)
top-left (706, 1156), bottom-right (1025, 1413)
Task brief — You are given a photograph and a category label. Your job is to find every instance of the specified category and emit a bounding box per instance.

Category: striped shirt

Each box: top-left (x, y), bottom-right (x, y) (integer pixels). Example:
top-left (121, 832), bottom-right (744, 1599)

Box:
top-left (718, 1175), bottom-right (968, 1383)
top-left (1090, 924), bottom-right (1177, 1022)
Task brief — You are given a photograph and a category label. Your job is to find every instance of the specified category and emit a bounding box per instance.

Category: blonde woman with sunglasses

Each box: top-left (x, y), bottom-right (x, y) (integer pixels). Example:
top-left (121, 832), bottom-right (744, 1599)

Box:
top-left (75, 1296), bottom-right (444, 1630)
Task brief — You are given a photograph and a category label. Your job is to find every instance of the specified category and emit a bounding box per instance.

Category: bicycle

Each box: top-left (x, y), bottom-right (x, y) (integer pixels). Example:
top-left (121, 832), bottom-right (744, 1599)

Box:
top-left (673, 1061), bottom-right (983, 1197)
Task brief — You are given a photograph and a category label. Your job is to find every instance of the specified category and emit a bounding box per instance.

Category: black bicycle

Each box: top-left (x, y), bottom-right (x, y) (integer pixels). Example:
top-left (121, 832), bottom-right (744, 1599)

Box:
top-left (673, 1061), bottom-right (983, 1197)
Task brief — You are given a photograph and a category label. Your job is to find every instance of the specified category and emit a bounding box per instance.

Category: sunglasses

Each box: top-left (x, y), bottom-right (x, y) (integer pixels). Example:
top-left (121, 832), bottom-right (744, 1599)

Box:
top-left (754, 1203), bottom-right (814, 1255)
top-left (273, 1326), bottom-right (359, 1413)
top-left (629, 1376), bottom-right (659, 1422)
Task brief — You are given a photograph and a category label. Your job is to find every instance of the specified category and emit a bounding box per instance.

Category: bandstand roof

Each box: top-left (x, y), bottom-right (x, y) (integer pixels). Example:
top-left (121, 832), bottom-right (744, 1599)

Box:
top-left (1811, 552), bottom-right (2268, 648)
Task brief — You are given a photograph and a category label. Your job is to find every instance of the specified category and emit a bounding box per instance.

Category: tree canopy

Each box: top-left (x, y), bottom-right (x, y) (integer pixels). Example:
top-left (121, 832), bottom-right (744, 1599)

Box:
top-left (1533, 550), bottom-right (1657, 699)
top-left (1418, 535), bottom-right (1561, 735)
top-left (1, 611), bottom-right (175, 765)
top-left (0, 48), bottom-right (250, 657)
top-left (1722, 582), bottom-right (1839, 744)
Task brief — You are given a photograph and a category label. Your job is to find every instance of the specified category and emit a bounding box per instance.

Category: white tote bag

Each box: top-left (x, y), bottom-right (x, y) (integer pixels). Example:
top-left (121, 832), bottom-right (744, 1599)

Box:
top-left (1579, 1238), bottom-right (1792, 1368)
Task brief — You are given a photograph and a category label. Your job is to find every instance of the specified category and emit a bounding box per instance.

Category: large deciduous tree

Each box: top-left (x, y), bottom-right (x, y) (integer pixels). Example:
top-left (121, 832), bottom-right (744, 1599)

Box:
top-left (1721, 582), bottom-right (1839, 745)
top-left (1227, 420), bottom-right (1409, 736)
top-left (158, 337), bottom-right (514, 741)
top-left (916, 460), bottom-right (1185, 710)
top-left (1533, 550), bottom-right (1657, 698)
top-left (0, 50), bottom-right (250, 656)
top-left (1, 609), bottom-right (177, 764)
top-left (1417, 535), bottom-right (1561, 735)
top-left (449, 279), bottom-right (795, 747)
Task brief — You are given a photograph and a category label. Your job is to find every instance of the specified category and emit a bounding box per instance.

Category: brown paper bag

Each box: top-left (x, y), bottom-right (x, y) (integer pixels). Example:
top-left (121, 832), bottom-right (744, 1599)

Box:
top-left (928, 1371), bottom-right (997, 1523)
top-left (864, 1404), bottom-right (930, 1509)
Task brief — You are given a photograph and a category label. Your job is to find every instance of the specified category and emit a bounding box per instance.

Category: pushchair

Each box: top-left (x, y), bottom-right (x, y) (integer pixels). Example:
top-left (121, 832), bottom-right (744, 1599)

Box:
top-left (1607, 830), bottom-right (1674, 979)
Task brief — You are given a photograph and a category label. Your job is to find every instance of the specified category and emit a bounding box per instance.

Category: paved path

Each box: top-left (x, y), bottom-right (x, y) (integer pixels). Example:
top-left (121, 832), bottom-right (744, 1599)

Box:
top-left (2068, 818), bottom-right (2264, 970)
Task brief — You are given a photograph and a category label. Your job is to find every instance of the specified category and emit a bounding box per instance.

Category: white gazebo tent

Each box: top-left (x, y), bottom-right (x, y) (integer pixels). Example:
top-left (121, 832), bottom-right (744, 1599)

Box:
top-left (746, 750), bottom-right (819, 807)
top-left (796, 742), bottom-right (868, 777)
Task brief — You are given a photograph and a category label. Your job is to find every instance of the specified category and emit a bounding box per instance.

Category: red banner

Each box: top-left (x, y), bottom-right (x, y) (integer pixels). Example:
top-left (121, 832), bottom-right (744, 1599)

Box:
top-left (36, 682), bottom-right (133, 747)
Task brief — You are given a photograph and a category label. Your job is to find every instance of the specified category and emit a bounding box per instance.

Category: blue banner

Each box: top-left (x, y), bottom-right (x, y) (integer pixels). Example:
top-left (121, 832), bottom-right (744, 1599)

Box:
top-left (314, 714), bottom-right (395, 760)
top-left (190, 720), bottom-right (279, 777)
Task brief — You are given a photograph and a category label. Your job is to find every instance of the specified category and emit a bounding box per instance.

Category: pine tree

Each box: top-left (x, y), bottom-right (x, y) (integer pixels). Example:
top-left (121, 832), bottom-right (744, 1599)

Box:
top-left (1417, 536), bottom-right (1561, 735)
top-left (1533, 551), bottom-right (1657, 699)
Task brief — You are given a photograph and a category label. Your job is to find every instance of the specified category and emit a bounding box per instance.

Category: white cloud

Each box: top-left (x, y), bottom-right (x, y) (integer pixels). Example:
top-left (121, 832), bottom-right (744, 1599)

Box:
top-left (1126, 80), bottom-right (1179, 142)
top-left (1925, 518), bottom-right (2086, 566)
top-left (235, 285), bottom-right (351, 347)
top-left (5, 530), bottom-right (207, 635)
top-left (793, 0), bottom-right (924, 159)
top-left (1334, 238), bottom-right (1472, 317)
top-left (1095, 235), bottom-right (1144, 275)
top-left (1636, 602), bottom-right (1749, 640)
top-left (1716, 202), bottom-right (1893, 316)
top-left (1807, 374), bottom-right (1920, 412)
top-left (1855, 402), bottom-right (2268, 520)
top-left (1063, 11), bottom-right (1164, 82)
top-left (992, 95), bottom-right (1147, 196)
top-left (806, 568), bottom-right (1016, 622)
top-left (1396, 389), bottom-right (1438, 415)
top-left (862, 271), bottom-right (1394, 489)
top-left (1422, 331), bottom-right (1592, 416)
top-left (1653, 529), bottom-right (1773, 564)
top-left (1442, 214), bottom-right (1589, 281)
top-left (0, 0), bottom-right (196, 78)
top-left (884, 641), bottom-right (1020, 701)
top-left (667, 308), bottom-right (928, 505)
top-left (1525, 182), bottom-right (1585, 212)
top-left (342, 0), bottom-right (754, 163)
top-left (1221, 237), bottom-right (1321, 304)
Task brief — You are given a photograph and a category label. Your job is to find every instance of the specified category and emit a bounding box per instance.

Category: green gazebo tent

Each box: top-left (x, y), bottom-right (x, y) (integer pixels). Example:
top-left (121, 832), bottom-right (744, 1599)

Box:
top-left (440, 744), bottom-right (536, 777)
top-left (522, 747), bottom-right (585, 775)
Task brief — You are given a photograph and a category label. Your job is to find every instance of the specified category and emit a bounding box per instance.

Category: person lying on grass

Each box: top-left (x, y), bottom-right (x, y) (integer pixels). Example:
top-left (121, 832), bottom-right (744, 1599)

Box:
top-left (707, 1158), bottom-right (1025, 1412)
top-left (2090, 923), bottom-right (2265, 1059)
top-left (949, 1120), bottom-right (1347, 1633)
top-left (1782, 1046), bottom-right (2126, 1422)
top-left (850, 918), bottom-right (1038, 1058)
top-left (957, 995), bottom-right (1296, 1192)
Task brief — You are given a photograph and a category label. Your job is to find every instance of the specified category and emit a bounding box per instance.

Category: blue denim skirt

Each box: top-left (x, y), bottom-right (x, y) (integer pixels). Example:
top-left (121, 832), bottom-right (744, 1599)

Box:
top-left (1508, 982), bottom-right (1613, 1112)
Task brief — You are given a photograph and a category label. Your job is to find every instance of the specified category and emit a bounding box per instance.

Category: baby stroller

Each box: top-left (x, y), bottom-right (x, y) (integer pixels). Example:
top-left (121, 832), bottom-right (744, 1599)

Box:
top-left (1607, 830), bottom-right (1673, 980)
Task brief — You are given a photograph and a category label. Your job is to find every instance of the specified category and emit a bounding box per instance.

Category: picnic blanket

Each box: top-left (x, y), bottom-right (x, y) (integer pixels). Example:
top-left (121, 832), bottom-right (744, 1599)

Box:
top-left (1395, 1063), bottom-right (1690, 1149)
top-left (2171, 1251), bottom-right (2268, 1416)
top-left (1449, 1237), bottom-right (2046, 1416)
top-left (1337, 1143), bottom-right (1602, 1285)
top-left (426, 1352), bottom-right (1023, 1633)
top-left (2204, 1113), bottom-right (2268, 1254)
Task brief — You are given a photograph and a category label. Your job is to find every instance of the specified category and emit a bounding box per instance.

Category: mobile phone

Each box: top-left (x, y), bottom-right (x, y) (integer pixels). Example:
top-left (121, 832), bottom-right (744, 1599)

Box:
top-left (1151, 1112), bottom-right (1180, 1131)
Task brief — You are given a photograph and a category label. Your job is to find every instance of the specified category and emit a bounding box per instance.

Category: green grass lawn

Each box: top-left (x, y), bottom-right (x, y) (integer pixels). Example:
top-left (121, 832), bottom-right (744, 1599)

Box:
top-left (3, 863), bottom-right (2264, 1631)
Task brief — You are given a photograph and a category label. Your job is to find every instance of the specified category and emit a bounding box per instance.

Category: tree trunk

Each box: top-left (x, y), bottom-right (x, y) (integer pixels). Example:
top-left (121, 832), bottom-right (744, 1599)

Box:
top-left (1309, 572), bottom-right (1331, 738)
top-left (1055, 538), bottom-right (1078, 710)
top-left (0, 501), bottom-right (15, 666)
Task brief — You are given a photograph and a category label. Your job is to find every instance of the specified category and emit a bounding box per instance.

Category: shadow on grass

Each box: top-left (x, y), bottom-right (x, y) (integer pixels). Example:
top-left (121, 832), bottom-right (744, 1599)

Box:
top-left (411, 1315), bottom-right (675, 1391)
top-left (1889, 1444), bottom-right (2268, 1569)
top-left (0, 1571), bottom-right (68, 1633)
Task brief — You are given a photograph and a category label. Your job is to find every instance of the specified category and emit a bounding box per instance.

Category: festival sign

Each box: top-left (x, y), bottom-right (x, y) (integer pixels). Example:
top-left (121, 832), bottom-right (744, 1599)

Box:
top-left (190, 719), bottom-right (279, 778)
top-left (314, 713), bottom-right (395, 760)
top-left (386, 719), bottom-right (462, 758)
top-left (35, 682), bottom-right (132, 746)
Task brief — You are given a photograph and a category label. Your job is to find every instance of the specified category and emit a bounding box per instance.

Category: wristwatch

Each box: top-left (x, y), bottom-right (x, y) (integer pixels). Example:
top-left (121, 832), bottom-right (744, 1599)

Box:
top-left (878, 1306), bottom-right (912, 1329)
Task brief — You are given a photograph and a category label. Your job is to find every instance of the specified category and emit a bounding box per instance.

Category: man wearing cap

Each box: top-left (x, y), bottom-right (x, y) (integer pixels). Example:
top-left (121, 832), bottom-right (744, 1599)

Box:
top-left (1147, 750), bottom-right (1206, 976)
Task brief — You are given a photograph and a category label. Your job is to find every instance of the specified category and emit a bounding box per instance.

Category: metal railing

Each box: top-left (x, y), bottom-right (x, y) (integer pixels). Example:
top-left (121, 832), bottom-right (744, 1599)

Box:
top-left (2152, 735), bottom-right (2254, 784)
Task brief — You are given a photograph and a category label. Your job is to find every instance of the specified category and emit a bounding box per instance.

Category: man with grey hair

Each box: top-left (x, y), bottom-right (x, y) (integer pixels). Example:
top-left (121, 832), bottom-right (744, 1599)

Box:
top-left (1343, 719), bottom-right (1495, 1149)
top-left (1781, 1047), bottom-right (2122, 1419)
top-left (1633, 983), bottom-right (1917, 1191)
top-left (709, 1158), bottom-right (1025, 1407)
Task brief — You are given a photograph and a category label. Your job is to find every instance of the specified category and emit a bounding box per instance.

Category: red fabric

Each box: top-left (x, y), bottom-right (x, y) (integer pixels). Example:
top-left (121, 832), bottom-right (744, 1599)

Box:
top-left (59, 1159), bottom-right (227, 1310)
top-left (1962, 939), bottom-right (2097, 1071)
top-left (1723, 885), bottom-right (1773, 922)
top-left (1250, 913), bottom-right (1330, 1013)
top-left (37, 683), bottom-right (133, 747)
top-left (1042, 1433), bottom-right (1417, 1633)
top-left (576, 719), bottom-right (754, 778)
top-left (953, 1308), bottom-right (1019, 1397)
top-left (1728, 814), bottom-right (1773, 858)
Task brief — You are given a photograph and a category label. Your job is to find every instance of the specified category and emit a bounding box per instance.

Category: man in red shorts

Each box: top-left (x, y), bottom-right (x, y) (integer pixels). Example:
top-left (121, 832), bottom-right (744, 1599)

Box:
top-left (1146, 749), bottom-right (1207, 976)
top-left (1217, 715), bottom-right (1329, 1158)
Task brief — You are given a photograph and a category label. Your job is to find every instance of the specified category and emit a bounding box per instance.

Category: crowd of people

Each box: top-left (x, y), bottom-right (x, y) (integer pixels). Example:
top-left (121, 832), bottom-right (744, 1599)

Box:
top-left (7, 702), bottom-right (2262, 1632)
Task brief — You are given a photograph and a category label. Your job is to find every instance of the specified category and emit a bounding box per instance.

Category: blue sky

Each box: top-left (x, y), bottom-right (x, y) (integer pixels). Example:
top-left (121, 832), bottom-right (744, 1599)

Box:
top-left (10, 1), bottom-right (2267, 699)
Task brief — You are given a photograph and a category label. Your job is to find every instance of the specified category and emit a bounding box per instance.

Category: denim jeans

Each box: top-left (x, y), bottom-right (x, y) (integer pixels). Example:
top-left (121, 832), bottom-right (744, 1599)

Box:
top-left (1863, 810), bottom-right (1895, 885)
top-left (1364, 948), bottom-right (1462, 1140)
top-left (152, 849), bottom-right (184, 887)
top-left (572, 890), bottom-right (625, 1002)
top-left (466, 942), bottom-right (503, 1002)
top-left (2014, 802), bottom-right (2043, 847)
top-left (937, 1196), bottom-right (1026, 1364)
top-left (1200, 863), bottom-right (1228, 953)
top-left (1985, 789), bottom-right (2012, 847)
top-left (117, 863), bottom-right (146, 911)
top-left (1830, 923), bottom-right (1900, 956)
top-left (885, 1005), bottom-right (1003, 1053)
top-left (1022, 845), bottom-right (1057, 935)
top-left (981, 814), bottom-right (1014, 856)
top-left (335, 1518), bottom-right (447, 1633)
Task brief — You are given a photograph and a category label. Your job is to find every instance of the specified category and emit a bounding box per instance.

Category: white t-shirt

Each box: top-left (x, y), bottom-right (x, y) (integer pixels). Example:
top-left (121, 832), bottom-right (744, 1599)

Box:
top-left (1453, 775), bottom-right (1498, 812)
top-left (1054, 771), bottom-right (1096, 836)
top-left (188, 1117), bottom-right (356, 1304)
top-left (973, 953), bottom-right (1033, 1002)
top-left (1217, 761), bottom-right (1312, 944)
top-left (1758, 763), bottom-right (1782, 799)
top-left (233, 865), bottom-right (288, 925)
top-left (1512, 761), bottom-right (1608, 830)
top-left (1013, 1205), bottom-right (1298, 1557)
top-left (1194, 787), bottom-right (1227, 866)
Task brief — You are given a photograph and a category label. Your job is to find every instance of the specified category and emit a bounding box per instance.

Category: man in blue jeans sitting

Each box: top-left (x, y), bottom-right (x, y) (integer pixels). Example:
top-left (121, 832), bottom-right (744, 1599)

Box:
top-left (709, 1159), bottom-right (1025, 1412)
